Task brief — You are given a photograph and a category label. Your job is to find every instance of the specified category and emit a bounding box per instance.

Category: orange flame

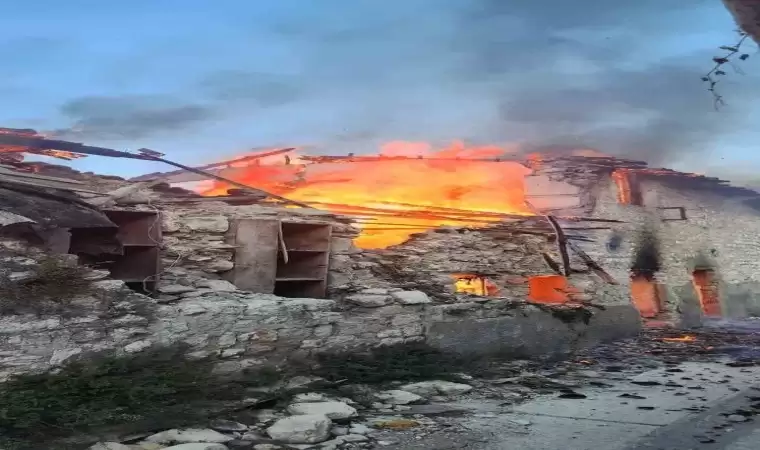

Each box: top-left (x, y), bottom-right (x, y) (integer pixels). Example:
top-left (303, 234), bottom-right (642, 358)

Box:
top-left (661, 335), bottom-right (696, 343)
top-left (198, 141), bottom-right (533, 248)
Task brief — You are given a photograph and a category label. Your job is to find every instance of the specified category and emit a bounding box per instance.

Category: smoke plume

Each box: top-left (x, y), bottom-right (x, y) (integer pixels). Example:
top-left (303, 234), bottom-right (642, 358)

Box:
top-left (48, 0), bottom-right (760, 166)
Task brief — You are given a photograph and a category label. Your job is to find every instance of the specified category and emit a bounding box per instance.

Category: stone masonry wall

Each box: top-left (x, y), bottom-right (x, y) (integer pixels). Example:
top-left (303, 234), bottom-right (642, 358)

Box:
top-left (0, 244), bottom-right (641, 379)
top-left (155, 202), bottom-right (356, 289)
top-left (327, 226), bottom-right (612, 305)
top-left (0, 279), bottom-right (640, 380)
top-left (583, 174), bottom-right (760, 319)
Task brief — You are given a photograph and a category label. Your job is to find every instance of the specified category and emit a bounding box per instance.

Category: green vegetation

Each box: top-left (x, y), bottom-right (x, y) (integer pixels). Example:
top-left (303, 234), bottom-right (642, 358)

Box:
top-left (0, 346), bottom-right (282, 449)
top-left (313, 342), bottom-right (481, 384)
top-left (0, 255), bottom-right (93, 315)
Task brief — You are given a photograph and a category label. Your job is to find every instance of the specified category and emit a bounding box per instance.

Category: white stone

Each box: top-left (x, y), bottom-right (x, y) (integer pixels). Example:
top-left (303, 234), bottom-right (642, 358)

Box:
top-left (49, 348), bottom-right (82, 366)
top-left (374, 389), bottom-right (423, 405)
top-left (391, 290), bottom-right (431, 305)
top-left (345, 294), bottom-right (392, 308)
top-left (341, 434), bottom-right (369, 443)
top-left (287, 401), bottom-right (358, 420)
top-left (159, 284), bottom-right (197, 294)
top-left (292, 392), bottom-right (329, 403)
top-left (7, 270), bottom-right (36, 282)
top-left (204, 260), bottom-right (234, 273)
top-left (210, 419), bottom-right (248, 432)
top-left (161, 445), bottom-right (229, 450)
top-left (266, 414), bottom-right (332, 444)
top-left (145, 428), bottom-right (234, 444)
top-left (361, 288), bottom-right (389, 295)
top-left (196, 279), bottom-right (238, 291)
top-left (399, 380), bottom-right (473, 397)
top-left (184, 215), bottom-right (229, 233)
top-left (89, 443), bottom-right (131, 450)
top-left (180, 304), bottom-right (208, 316)
top-left (253, 445), bottom-right (283, 450)
top-left (124, 340), bottom-right (152, 353)
top-left (349, 423), bottom-right (371, 435)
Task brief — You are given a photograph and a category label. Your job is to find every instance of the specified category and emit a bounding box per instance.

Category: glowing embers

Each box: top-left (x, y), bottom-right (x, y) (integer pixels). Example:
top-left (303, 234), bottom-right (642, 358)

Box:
top-left (527, 275), bottom-right (581, 304)
top-left (612, 170), bottom-right (643, 206)
top-left (630, 273), bottom-right (662, 318)
top-left (692, 268), bottom-right (721, 316)
top-left (452, 274), bottom-right (499, 296)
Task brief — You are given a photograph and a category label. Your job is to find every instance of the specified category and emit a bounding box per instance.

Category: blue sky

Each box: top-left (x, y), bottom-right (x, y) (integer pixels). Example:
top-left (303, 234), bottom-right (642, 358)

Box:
top-left (1, 1), bottom-right (759, 181)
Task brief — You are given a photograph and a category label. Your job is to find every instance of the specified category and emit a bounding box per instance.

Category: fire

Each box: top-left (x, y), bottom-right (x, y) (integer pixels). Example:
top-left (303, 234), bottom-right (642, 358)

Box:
top-left (661, 335), bottom-right (697, 343)
top-left (198, 141), bottom-right (533, 248)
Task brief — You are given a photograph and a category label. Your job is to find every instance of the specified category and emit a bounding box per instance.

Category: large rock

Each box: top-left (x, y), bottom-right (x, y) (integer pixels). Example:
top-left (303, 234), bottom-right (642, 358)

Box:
top-left (89, 443), bottom-right (131, 450)
top-left (162, 445), bottom-right (229, 450)
top-left (286, 401), bottom-right (358, 419)
top-left (184, 215), bottom-right (229, 233)
top-left (145, 428), bottom-right (234, 444)
top-left (196, 279), bottom-right (238, 292)
top-left (391, 290), bottom-right (431, 305)
top-left (400, 380), bottom-right (473, 397)
top-left (345, 294), bottom-right (392, 308)
top-left (374, 390), bottom-right (423, 405)
top-left (266, 414), bottom-right (332, 444)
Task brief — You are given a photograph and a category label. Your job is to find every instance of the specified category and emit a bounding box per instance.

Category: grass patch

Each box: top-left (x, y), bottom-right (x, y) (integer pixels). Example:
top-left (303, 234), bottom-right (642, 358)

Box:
top-left (0, 255), bottom-right (93, 315)
top-left (0, 345), bottom-right (282, 449)
top-left (313, 342), bottom-right (480, 384)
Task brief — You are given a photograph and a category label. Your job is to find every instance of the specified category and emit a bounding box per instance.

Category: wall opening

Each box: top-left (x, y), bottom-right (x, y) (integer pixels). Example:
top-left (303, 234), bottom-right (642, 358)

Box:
top-left (612, 170), bottom-right (643, 206)
top-left (528, 275), bottom-right (573, 304)
top-left (630, 272), bottom-right (662, 318)
top-left (452, 273), bottom-right (499, 296)
top-left (629, 227), bottom-right (662, 318)
top-left (692, 269), bottom-right (721, 316)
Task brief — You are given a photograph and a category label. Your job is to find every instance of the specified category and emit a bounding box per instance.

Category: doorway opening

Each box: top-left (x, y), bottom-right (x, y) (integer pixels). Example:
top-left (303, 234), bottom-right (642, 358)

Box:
top-left (692, 269), bottom-right (721, 316)
top-left (630, 271), bottom-right (662, 318)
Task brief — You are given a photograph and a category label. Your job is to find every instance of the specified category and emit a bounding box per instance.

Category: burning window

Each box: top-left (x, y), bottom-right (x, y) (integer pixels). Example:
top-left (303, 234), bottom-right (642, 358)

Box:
top-left (630, 272), bottom-right (662, 318)
top-left (692, 269), bottom-right (721, 316)
top-left (528, 275), bottom-right (572, 304)
top-left (612, 170), bottom-right (643, 206)
top-left (453, 274), bottom-right (499, 296)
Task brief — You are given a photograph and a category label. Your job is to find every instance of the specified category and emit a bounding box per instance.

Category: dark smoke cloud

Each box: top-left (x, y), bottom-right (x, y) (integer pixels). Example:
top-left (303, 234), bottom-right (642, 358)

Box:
top-left (51, 95), bottom-right (211, 140)
top-left (49, 0), bottom-right (760, 166)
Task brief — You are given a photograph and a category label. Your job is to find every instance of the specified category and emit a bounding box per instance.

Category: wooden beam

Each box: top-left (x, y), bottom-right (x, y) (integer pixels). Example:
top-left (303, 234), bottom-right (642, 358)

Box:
top-left (567, 241), bottom-right (618, 284)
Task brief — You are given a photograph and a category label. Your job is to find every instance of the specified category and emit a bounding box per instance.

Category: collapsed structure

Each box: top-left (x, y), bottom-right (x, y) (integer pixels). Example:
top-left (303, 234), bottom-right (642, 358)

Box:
top-left (1, 130), bottom-right (758, 379)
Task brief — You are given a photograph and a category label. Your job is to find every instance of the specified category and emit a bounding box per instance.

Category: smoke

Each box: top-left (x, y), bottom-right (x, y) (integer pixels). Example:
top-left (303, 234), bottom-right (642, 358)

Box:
top-left (51, 95), bottom-right (212, 140)
top-left (48, 0), bottom-right (760, 164)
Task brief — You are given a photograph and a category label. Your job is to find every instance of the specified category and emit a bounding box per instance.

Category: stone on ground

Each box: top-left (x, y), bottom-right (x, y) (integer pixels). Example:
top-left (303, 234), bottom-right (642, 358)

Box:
top-left (374, 389), bottom-right (424, 405)
top-left (210, 419), bottom-right (249, 432)
top-left (266, 414), bottom-right (332, 444)
top-left (162, 444), bottom-right (229, 450)
top-left (286, 401), bottom-right (358, 419)
top-left (399, 380), bottom-right (473, 397)
top-left (145, 428), bottom-right (234, 444)
top-left (89, 443), bottom-right (131, 450)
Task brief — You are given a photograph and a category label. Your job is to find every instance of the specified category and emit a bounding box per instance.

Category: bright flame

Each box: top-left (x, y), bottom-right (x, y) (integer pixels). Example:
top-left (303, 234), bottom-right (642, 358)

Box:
top-left (661, 335), bottom-right (697, 343)
top-left (198, 141), bottom-right (533, 248)
top-left (452, 274), bottom-right (499, 296)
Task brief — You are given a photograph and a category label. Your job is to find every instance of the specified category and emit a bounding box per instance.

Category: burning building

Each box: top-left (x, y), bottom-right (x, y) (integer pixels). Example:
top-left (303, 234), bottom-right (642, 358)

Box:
top-left (129, 142), bottom-right (760, 325)
top-left (3, 131), bottom-right (760, 376)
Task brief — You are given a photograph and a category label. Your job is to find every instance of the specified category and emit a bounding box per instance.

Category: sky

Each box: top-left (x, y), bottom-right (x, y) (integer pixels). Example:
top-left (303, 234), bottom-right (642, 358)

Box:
top-left (1, 0), bottom-right (760, 181)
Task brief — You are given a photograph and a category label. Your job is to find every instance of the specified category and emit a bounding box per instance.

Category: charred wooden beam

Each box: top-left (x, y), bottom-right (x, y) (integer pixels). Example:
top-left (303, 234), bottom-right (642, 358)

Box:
top-left (567, 241), bottom-right (618, 285)
top-left (546, 215), bottom-right (571, 277)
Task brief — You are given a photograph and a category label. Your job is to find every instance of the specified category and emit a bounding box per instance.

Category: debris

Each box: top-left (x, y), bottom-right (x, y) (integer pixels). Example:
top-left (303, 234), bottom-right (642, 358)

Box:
top-left (558, 390), bottom-right (587, 399)
top-left (286, 401), bottom-right (358, 420)
top-left (374, 390), bottom-right (424, 405)
top-left (145, 429), bottom-right (234, 444)
top-left (619, 394), bottom-right (647, 399)
top-left (399, 381), bottom-right (474, 397)
top-left (372, 419), bottom-right (421, 430)
top-left (266, 414), bottom-right (332, 444)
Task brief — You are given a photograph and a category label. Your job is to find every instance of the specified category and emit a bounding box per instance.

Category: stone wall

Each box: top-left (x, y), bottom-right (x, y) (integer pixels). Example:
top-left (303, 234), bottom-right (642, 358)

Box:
top-left (0, 249), bottom-right (641, 380)
top-left (155, 202), bottom-right (356, 290)
top-left (582, 174), bottom-right (760, 320)
top-left (327, 225), bottom-right (616, 306)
